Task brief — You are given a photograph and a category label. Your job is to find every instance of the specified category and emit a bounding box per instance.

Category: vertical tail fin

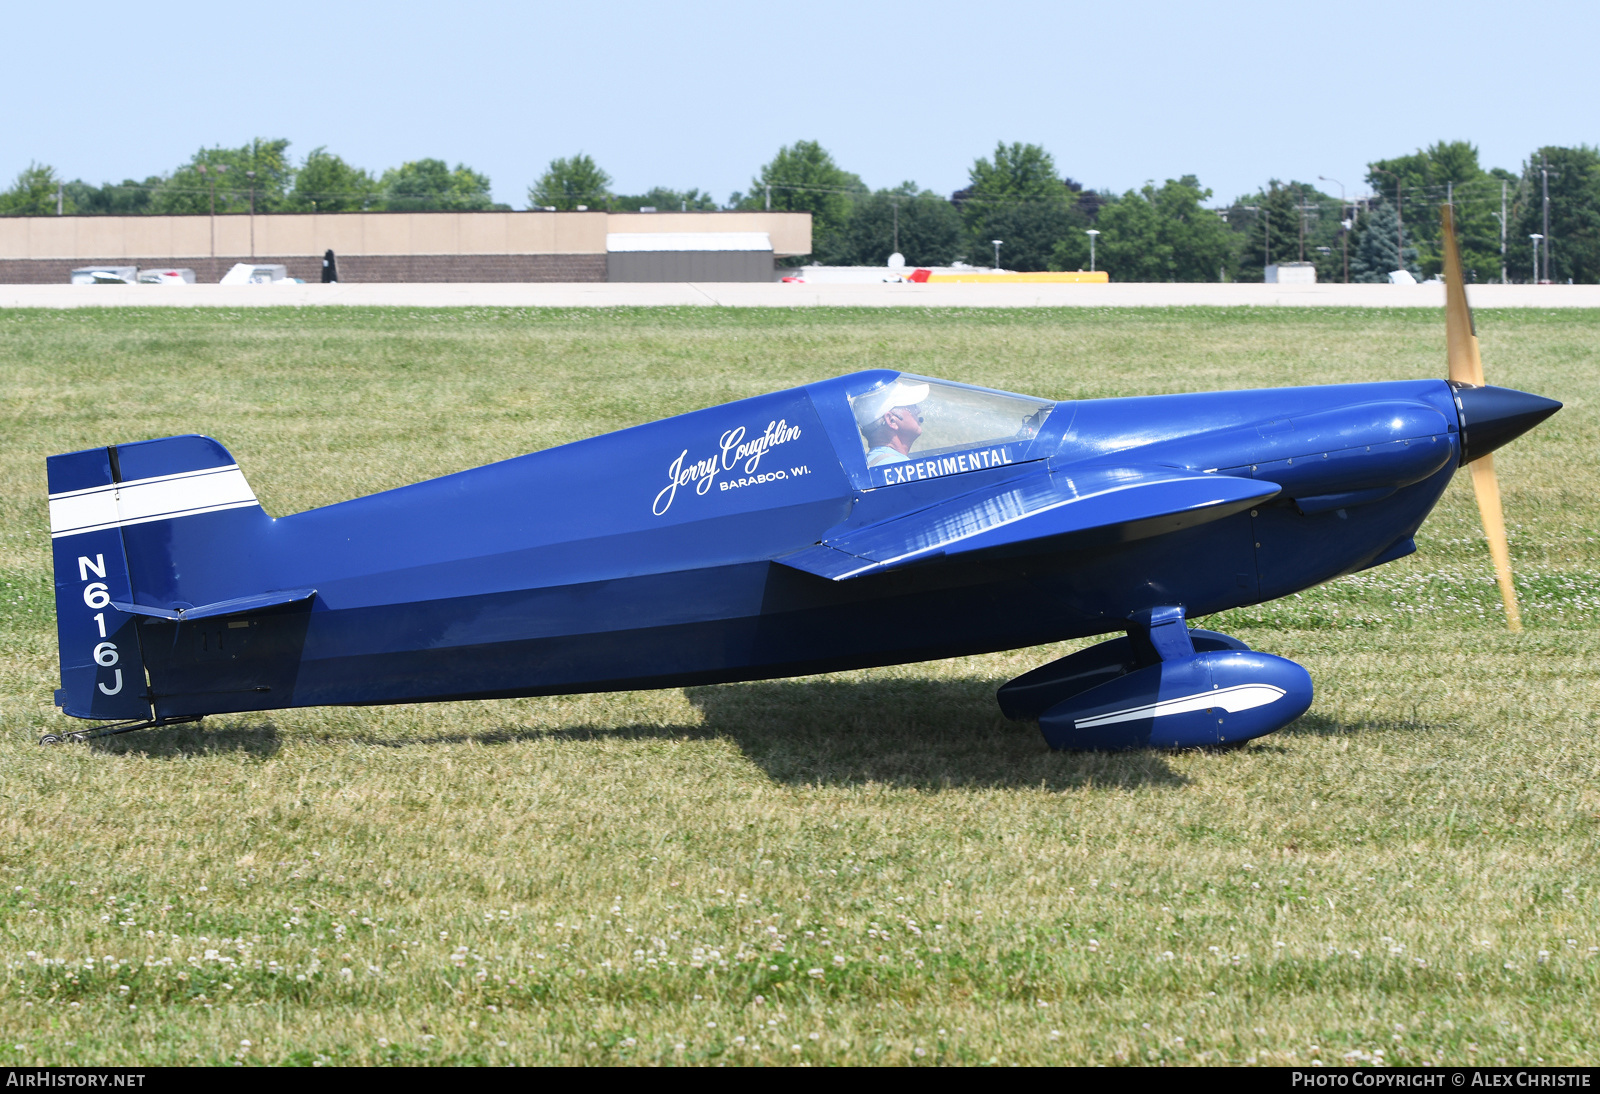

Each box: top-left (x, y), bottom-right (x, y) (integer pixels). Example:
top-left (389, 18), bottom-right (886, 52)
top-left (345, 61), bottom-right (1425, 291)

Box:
top-left (47, 435), bottom-right (269, 720)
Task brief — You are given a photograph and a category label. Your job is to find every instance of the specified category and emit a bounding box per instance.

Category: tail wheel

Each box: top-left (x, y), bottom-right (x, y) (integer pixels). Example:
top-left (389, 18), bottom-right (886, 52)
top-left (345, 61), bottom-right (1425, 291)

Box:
top-left (38, 734), bottom-right (62, 746)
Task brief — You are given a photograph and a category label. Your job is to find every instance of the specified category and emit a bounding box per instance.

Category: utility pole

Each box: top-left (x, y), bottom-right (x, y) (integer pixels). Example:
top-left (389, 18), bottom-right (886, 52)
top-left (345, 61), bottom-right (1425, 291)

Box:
top-left (1319, 176), bottom-right (1348, 283)
top-left (1261, 203), bottom-right (1270, 270)
top-left (55, 183), bottom-right (63, 216)
top-left (764, 182), bottom-right (771, 211)
top-left (1540, 153), bottom-right (1551, 282)
top-left (892, 200), bottom-right (899, 256)
top-left (198, 164), bottom-right (219, 258)
top-left (1396, 179), bottom-right (1403, 269)
top-left (1447, 181), bottom-right (1455, 284)
top-left (1297, 185), bottom-right (1306, 263)
top-left (1500, 179), bottom-right (1508, 284)
top-left (1372, 168), bottom-right (1403, 273)
top-left (1530, 234), bottom-right (1543, 284)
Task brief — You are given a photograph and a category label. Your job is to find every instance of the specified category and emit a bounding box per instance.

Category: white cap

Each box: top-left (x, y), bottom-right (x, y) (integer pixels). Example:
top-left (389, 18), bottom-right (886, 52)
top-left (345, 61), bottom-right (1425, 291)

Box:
top-left (851, 379), bottom-right (930, 428)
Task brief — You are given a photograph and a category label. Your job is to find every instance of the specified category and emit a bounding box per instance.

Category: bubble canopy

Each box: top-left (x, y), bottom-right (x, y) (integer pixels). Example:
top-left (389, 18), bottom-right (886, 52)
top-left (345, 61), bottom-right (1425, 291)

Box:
top-left (847, 373), bottom-right (1055, 468)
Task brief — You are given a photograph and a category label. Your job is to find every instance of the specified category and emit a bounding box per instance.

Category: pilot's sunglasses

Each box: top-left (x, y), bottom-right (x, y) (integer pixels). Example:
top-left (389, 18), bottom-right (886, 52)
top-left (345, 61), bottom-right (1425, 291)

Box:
top-left (894, 405), bottom-right (925, 424)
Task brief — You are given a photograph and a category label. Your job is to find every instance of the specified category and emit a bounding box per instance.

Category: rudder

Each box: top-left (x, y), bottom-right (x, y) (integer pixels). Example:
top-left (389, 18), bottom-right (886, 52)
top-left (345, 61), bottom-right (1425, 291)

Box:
top-left (47, 435), bottom-right (268, 721)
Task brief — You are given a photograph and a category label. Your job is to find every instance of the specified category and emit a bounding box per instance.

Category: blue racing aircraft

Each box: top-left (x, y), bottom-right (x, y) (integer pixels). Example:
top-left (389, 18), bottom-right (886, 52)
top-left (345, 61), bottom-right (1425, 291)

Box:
top-left (41, 208), bottom-right (1560, 750)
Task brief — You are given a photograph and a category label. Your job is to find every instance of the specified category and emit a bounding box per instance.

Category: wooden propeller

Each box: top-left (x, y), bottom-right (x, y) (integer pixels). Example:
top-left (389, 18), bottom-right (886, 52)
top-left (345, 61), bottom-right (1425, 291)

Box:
top-left (1441, 203), bottom-right (1522, 631)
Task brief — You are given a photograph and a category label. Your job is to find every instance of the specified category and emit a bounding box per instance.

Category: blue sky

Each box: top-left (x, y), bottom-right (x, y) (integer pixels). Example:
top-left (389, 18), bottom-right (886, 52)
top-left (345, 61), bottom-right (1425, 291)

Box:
top-left (4, 0), bottom-right (1596, 208)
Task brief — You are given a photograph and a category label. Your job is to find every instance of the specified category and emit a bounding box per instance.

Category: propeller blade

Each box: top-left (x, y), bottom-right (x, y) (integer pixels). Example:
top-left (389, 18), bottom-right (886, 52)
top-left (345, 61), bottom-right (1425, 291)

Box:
top-left (1442, 202), bottom-right (1522, 631)
top-left (1441, 203), bottom-right (1485, 386)
top-left (1469, 454), bottom-right (1523, 632)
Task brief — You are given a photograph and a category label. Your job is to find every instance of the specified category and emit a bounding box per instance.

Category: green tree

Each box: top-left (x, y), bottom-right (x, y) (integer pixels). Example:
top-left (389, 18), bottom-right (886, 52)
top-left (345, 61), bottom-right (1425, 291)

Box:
top-left (150, 139), bottom-right (293, 215)
top-left (1349, 199), bottom-right (1420, 283)
top-left (62, 178), bottom-right (159, 215)
top-left (963, 142), bottom-right (1066, 205)
top-left (956, 142), bottom-right (1080, 269)
top-left (287, 148), bottom-right (377, 212)
top-left (732, 141), bottom-right (864, 260)
top-left (1509, 145), bottom-right (1600, 283)
top-left (0, 163), bottom-right (72, 216)
top-left (970, 201), bottom-right (1086, 272)
top-left (830, 183), bottom-right (962, 266)
top-left (1225, 181), bottom-right (1340, 281)
top-left (527, 154), bottom-right (613, 211)
top-left (1368, 141), bottom-right (1501, 279)
top-left (378, 159), bottom-right (498, 212)
top-left (611, 186), bottom-right (718, 212)
top-left (1052, 176), bottom-right (1236, 282)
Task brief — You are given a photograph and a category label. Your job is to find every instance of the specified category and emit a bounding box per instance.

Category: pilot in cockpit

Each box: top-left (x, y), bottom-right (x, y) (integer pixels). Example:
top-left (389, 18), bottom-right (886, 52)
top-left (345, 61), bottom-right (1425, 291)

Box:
top-left (852, 379), bottom-right (931, 467)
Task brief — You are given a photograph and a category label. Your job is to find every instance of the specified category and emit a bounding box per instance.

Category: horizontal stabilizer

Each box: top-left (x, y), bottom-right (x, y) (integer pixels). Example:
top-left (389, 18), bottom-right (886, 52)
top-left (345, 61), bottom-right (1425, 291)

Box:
top-left (778, 466), bottom-right (1278, 581)
top-left (112, 587), bottom-right (316, 622)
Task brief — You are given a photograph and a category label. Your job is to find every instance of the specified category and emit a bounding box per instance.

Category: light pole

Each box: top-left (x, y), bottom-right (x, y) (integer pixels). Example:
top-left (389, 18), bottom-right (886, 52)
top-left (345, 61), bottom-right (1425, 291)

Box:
top-left (1319, 176), bottom-right (1349, 284)
top-left (1530, 234), bottom-right (1543, 284)
top-left (1085, 229), bottom-right (1100, 273)
top-left (246, 170), bottom-right (257, 258)
top-left (991, 240), bottom-right (1003, 271)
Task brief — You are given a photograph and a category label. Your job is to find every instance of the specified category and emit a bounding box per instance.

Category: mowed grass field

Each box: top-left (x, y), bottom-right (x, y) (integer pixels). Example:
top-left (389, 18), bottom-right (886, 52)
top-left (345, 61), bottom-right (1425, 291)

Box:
top-left (0, 305), bottom-right (1596, 1067)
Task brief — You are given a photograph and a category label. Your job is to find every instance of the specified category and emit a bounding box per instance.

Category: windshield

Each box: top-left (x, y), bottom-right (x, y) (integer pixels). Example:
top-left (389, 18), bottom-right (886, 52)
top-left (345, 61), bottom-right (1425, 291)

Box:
top-left (848, 374), bottom-right (1054, 476)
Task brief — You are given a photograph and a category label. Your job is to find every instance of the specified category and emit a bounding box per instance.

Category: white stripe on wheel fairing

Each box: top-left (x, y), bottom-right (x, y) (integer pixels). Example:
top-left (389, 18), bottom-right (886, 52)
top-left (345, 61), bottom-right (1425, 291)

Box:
top-left (48, 466), bottom-right (258, 538)
top-left (1073, 683), bottom-right (1286, 729)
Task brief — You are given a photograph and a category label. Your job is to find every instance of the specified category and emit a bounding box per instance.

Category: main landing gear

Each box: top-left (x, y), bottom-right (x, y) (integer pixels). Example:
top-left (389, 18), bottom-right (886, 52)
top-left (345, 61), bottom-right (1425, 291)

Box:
top-left (998, 607), bottom-right (1312, 751)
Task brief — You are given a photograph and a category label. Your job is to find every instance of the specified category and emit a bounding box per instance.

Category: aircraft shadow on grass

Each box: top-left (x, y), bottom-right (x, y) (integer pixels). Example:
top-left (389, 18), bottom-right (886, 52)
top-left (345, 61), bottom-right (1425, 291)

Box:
top-left (93, 720), bottom-right (281, 758)
top-left (1275, 711), bottom-right (1436, 740)
top-left (84, 691), bottom-right (1430, 787)
top-left (93, 677), bottom-right (1186, 790)
top-left (682, 678), bottom-right (1190, 791)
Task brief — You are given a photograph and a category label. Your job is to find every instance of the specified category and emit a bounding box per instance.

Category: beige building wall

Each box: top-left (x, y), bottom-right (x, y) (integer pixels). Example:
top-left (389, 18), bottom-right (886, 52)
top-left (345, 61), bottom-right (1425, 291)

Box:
top-left (0, 211), bottom-right (810, 260)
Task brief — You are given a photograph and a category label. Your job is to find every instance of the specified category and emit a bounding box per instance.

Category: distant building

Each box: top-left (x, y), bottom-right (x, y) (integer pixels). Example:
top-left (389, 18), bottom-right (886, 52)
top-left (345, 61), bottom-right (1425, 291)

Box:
top-left (0, 211), bottom-right (811, 284)
top-left (1265, 262), bottom-right (1316, 284)
top-left (605, 232), bottom-right (774, 282)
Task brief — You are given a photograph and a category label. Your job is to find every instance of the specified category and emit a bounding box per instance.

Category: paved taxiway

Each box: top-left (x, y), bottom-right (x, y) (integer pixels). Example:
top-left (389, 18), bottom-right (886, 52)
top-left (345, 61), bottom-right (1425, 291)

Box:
top-left (6, 282), bottom-right (1600, 309)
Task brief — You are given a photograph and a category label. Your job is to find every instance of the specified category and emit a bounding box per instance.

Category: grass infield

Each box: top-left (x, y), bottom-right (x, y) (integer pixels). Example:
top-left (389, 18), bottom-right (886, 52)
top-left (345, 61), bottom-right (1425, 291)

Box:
top-left (0, 305), bottom-right (1596, 1067)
